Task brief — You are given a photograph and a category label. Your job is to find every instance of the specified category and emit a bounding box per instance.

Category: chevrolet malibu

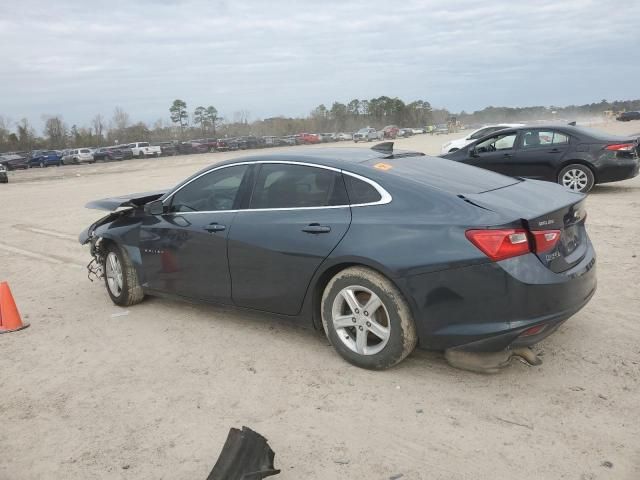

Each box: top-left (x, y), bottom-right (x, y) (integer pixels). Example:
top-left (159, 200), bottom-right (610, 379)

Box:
top-left (80, 144), bottom-right (596, 370)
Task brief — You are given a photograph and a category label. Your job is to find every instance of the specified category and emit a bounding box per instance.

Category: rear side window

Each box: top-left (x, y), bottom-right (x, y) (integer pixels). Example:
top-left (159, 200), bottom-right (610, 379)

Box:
top-left (250, 164), bottom-right (348, 209)
top-left (343, 175), bottom-right (382, 204)
top-left (522, 130), bottom-right (570, 148)
top-left (139, 142), bottom-right (149, 147)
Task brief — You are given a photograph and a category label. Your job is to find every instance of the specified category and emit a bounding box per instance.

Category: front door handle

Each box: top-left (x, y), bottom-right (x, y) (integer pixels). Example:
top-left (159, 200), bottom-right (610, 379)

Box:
top-left (204, 223), bottom-right (226, 233)
top-left (503, 153), bottom-right (512, 158)
top-left (302, 223), bottom-right (331, 234)
top-left (548, 149), bottom-right (561, 153)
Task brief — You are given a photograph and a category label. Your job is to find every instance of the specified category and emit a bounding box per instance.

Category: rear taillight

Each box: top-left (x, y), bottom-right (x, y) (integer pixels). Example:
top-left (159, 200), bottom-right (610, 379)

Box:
top-left (466, 228), bottom-right (564, 261)
top-left (531, 229), bottom-right (561, 253)
top-left (605, 143), bottom-right (635, 151)
top-left (465, 229), bottom-right (530, 261)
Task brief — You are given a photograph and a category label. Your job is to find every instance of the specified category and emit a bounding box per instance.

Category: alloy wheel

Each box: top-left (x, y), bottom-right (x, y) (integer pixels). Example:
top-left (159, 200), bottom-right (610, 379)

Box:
top-left (331, 285), bottom-right (390, 355)
top-left (105, 252), bottom-right (124, 297)
top-left (561, 168), bottom-right (588, 192)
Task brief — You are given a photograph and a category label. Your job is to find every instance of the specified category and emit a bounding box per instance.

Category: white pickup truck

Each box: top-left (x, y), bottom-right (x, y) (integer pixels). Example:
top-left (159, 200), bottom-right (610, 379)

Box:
top-left (127, 142), bottom-right (161, 158)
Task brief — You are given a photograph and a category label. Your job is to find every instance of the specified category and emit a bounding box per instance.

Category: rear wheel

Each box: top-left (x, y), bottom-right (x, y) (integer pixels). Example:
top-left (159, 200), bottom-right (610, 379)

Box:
top-left (558, 164), bottom-right (595, 193)
top-left (103, 244), bottom-right (145, 307)
top-left (321, 267), bottom-right (417, 370)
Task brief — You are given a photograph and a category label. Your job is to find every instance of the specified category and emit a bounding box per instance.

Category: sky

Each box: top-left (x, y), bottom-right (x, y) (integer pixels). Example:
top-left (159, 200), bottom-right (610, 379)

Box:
top-left (1, 0), bottom-right (639, 129)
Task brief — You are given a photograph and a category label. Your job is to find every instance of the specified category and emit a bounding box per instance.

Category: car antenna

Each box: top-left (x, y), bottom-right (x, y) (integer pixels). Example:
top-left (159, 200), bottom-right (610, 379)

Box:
top-left (567, 121), bottom-right (576, 126)
top-left (371, 142), bottom-right (394, 154)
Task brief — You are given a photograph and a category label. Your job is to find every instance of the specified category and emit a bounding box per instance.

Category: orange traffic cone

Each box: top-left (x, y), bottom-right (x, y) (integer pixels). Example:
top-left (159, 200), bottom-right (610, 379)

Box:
top-left (0, 282), bottom-right (29, 334)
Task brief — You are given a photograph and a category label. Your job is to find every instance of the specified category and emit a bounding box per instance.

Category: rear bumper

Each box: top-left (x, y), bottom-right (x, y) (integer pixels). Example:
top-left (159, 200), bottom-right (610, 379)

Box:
top-left (596, 159), bottom-right (639, 184)
top-left (400, 240), bottom-right (596, 352)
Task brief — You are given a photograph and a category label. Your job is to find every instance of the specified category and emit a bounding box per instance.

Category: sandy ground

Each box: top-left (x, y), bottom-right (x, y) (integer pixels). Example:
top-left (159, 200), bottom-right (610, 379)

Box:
top-left (1, 122), bottom-right (639, 480)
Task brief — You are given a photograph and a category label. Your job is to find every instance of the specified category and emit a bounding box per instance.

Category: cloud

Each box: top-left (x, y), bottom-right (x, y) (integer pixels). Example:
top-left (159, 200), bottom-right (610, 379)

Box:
top-left (1, 0), bottom-right (639, 129)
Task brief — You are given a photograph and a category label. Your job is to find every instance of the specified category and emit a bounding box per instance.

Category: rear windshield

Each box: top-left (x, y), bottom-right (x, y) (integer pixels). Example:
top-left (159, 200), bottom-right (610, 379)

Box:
top-left (364, 155), bottom-right (520, 195)
top-left (80, 149), bottom-right (90, 153)
top-left (569, 126), bottom-right (634, 141)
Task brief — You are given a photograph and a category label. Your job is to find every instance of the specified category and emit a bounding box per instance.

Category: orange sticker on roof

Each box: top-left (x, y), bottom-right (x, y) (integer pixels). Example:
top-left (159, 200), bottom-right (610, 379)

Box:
top-left (374, 162), bottom-right (392, 171)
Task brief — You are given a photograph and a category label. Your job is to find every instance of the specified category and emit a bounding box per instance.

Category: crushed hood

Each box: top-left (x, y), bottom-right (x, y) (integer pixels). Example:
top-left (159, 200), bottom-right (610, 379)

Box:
top-left (85, 190), bottom-right (166, 211)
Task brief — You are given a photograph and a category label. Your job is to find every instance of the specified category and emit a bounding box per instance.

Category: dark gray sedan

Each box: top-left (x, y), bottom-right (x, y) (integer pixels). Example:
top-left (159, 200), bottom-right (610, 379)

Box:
top-left (80, 144), bottom-right (596, 370)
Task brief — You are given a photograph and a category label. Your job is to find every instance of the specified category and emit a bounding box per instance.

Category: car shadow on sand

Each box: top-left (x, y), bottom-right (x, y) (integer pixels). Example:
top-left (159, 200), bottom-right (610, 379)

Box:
top-left (590, 183), bottom-right (640, 195)
top-left (143, 295), bottom-right (534, 377)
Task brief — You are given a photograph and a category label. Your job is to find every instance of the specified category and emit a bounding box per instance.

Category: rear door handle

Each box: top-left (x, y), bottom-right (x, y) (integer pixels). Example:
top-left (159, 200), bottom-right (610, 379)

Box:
top-left (204, 223), bottom-right (226, 232)
top-left (503, 153), bottom-right (512, 158)
top-left (548, 149), bottom-right (561, 153)
top-left (302, 223), bottom-right (331, 234)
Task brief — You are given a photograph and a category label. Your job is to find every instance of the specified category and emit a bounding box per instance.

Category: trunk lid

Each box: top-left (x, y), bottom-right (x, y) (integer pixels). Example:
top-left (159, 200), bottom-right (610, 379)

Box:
top-left (464, 179), bottom-right (588, 273)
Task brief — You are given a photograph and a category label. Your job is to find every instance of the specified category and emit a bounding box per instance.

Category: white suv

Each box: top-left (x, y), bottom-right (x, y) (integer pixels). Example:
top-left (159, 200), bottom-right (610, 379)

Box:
top-left (440, 123), bottom-right (525, 155)
top-left (62, 148), bottom-right (95, 165)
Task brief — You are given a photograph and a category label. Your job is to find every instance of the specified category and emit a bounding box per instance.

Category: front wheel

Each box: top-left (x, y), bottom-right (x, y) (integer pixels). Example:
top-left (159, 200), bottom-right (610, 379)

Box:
top-left (321, 266), bottom-right (417, 370)
top-left (558, 164), bottom-right (595, 193)
top-left (103, 244), bottom-right (145, 306)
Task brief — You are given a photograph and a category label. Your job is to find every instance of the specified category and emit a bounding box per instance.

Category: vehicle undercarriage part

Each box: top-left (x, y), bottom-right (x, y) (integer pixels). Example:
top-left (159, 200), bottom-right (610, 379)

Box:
top-left (86, 237), bottom-right (105, 282)
top-left (445, 346), bottom-right (542, 374)
top-left (207, 426), bottom-right (280, 480)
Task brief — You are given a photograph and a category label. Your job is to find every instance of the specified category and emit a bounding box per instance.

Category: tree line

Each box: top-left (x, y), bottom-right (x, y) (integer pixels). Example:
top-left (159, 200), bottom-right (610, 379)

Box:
top-left (1, 97), bottom-right (638, 153)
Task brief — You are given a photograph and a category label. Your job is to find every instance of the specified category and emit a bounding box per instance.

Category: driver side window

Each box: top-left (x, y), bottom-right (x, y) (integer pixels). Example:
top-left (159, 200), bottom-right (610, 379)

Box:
top-left (169, 164), bottom-right (248, 212)
top-left (475, 133), bottom-right (517, 154)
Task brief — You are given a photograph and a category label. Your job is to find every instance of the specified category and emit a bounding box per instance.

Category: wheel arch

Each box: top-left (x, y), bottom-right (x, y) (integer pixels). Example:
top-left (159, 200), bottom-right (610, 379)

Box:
top-left (557, 159), bottom-right (598, 183)
top-left (307, 258), bottom-right (412, 331)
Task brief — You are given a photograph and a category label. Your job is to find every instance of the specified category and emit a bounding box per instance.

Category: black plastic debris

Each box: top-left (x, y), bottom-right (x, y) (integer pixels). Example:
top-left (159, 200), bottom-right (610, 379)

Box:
top-left (207, 426), bottom-right (280, 480)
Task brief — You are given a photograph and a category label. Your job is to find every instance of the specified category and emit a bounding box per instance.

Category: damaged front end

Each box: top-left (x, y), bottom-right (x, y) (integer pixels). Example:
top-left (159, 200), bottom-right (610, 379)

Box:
top-left (80, 189), bottom-right (165, 282)
top-left (80, 211), bottom-right (128, 282)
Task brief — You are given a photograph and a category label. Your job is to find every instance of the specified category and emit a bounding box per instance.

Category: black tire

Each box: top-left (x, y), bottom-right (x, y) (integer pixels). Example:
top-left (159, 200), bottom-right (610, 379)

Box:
top-left (40, 161), bottom-right (45, 168)
top-left (138, 152), bottom-right (145, 159)
top-left (321, 266), bottom-right (417, 370)
top-left (558, 163), bottom-right (595, 193)
top-left (103, 243), bottom-right (145, 307)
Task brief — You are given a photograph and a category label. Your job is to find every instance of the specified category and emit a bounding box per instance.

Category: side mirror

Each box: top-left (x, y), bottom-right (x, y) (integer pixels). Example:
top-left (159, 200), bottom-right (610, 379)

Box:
top-left (145, 199), bottom-right (166, 215)
top-left (469, 147), bottom-right (479, 158)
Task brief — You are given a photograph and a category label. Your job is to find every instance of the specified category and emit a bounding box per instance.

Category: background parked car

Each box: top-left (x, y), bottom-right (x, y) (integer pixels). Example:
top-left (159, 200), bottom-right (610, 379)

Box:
top-left (62, 148), bottom-right (95, 165)
top-left (397, 128), bottom-right (413, 138)
top-left (93, 147), bottom-right (125, 162)
top-left (440, 123), bottom-right (526, 154)
top-left (616, 111), bottom-right (640, 122)
top-left (441, 124), bottom-right (640, 193)
top-left (353, 127), bottom-right (378, 142)
top-left (115, 145), bottom-right (134, 159)
top-left (0, 153), bottom-right (30, 170)
top-left (155, 142), bottom-right (177, 156)
top-left (336, 132), bottom-right (353, 141)
top-left (128, 142), bottom-right (161, 158)
top-left (176, 141), bottom-right (209, 154)
top-left (382, 125), bottom-right (399, 139)
top-left (0, 163), bottom-right (7, 183)
top-left (28, 150), bottom-right (62, 167)
top-left (434, 124), bottom-right (449, 135)
top-left (298, 133), bottom-right (321, 144)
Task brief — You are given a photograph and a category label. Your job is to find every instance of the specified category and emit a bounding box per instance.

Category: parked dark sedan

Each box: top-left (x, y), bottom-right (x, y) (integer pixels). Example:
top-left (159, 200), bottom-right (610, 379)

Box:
top-left (0, 163), bottom-right (7, 183)
top-left (441, 125), bottom-right (639, 193)
top-left (616, 111), bottom-right (640, 122)
top-left (93, 147), bottom-right (125, 162)
top-left (0, 153), bottom-right (30, 170)
top-left (155, 142), bottom-right (177, 156)
top-left (29, 150), bottom-right (62, 167)
top-left (80, 144), bottom-right (596, 370)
